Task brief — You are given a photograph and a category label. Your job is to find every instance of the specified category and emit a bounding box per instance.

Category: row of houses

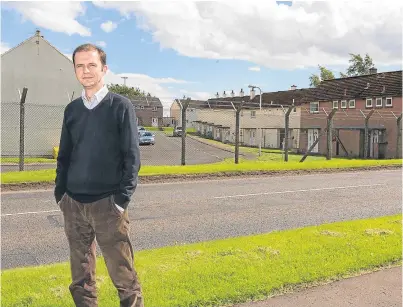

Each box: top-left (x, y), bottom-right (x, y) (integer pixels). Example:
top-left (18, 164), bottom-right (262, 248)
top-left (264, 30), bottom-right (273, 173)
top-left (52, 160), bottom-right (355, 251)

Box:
top-left (170, 69), bottom-right (402, 159)
top-left (1, 30), bottom-right (165, 156)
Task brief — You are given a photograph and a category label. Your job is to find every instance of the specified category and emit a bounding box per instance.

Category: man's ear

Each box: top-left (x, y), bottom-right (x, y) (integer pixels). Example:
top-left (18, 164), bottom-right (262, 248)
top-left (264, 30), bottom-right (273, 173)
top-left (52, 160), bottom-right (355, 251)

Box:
top-left (102, 64), bottom-right (108, 73)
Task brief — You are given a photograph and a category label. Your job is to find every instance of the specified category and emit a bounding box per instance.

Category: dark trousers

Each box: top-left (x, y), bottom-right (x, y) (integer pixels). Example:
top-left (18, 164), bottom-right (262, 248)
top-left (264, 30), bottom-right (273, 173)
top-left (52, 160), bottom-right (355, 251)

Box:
top-left (59, 194), bottom-right (144, 307)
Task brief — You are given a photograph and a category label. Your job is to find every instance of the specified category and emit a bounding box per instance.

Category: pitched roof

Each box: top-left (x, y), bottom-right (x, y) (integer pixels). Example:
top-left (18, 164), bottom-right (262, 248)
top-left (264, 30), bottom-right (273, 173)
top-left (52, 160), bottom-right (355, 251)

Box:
top-left (306, 70), bottom-right (402, 101)
top-left (1, 30), bottom-right (73, 64)
top-left (130, 96), bottom-right (163, 107)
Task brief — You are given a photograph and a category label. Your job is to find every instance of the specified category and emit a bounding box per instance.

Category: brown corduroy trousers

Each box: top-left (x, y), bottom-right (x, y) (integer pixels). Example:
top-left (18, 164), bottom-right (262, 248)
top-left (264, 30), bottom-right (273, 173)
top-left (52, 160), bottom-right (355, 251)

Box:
top-left (59, 193), bottom-right (144, 307)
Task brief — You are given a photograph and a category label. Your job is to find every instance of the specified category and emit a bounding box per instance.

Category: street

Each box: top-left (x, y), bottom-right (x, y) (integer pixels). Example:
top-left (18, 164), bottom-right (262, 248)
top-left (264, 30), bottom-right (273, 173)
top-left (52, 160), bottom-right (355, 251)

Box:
top-left (0, 132), bottom-right (235, 172)
top-left (1, 169), bottom-right (401, 269)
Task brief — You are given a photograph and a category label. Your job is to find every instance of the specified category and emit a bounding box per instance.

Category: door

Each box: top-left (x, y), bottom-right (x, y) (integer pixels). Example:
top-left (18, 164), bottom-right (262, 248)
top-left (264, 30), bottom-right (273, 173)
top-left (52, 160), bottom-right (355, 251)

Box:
top-left (152, 117), bottom-right (158, 127)
top-left (250, 130), bottom-right (256, 146)
top-left (308, 129), bottom-right (319, 153)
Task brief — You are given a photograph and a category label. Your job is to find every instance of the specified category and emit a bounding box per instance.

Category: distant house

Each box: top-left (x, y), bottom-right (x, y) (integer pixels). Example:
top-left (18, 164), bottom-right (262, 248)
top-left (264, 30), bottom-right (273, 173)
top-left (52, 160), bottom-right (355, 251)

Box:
top-left (194, 88), bottom-right (307, 149)
top-left (131, 96), bottom-right (163, 127)
top-left (300, 69), bottom-right (402, 158)
top-left (170, 99), bottom-right (204, 128)
top-left (1, 30), bottom-right (82, 157)
top-left (162, 116), bottom-right (177, 127)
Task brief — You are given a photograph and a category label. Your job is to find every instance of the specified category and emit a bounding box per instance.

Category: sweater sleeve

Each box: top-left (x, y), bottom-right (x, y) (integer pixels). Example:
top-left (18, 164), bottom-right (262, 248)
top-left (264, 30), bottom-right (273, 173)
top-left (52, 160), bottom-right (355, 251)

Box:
top-left (114, 101), bottom-right (141, 208)
top-left (54, 109), bottom-right (72, 203)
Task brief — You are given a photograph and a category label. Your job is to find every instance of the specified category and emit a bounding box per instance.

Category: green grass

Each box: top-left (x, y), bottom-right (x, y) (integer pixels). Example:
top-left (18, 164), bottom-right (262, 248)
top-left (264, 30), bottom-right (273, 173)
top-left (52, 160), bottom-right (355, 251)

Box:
top-left (1, 215), bottom-right (401, 307)
top-left (1, 159), bottom-right (401, 184)
top-left (0, 157), bottom-right (56, 164)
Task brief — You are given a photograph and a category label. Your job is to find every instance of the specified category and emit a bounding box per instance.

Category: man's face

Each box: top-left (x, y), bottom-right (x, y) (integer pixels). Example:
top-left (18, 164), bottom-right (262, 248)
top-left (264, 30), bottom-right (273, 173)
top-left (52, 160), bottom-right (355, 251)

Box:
top-left (74, 50), bottom-right (107, 89)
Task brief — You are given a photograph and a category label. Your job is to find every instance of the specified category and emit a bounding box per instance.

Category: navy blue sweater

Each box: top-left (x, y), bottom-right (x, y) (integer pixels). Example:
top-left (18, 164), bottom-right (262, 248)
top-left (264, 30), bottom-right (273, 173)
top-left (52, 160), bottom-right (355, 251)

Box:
top-left (54, 92), bottom-right (141, 208)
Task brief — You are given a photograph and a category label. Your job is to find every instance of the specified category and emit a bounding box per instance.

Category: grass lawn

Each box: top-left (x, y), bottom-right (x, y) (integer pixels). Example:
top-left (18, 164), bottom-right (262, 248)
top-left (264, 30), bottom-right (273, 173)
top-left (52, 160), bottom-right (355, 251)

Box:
top-left (1, 214), bottom-right (401, 307)
top-left (190, 135), bottom-right (320, 157)
top-left (0, 157), bottom-right (56, 164)
top-left (1, 158), bottom-right (401, 184)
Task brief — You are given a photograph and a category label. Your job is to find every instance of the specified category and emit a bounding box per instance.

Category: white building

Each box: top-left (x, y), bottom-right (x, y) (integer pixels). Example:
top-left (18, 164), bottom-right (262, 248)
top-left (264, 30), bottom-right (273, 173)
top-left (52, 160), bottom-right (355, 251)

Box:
top-left (1, 30), bottom-right (82, 156)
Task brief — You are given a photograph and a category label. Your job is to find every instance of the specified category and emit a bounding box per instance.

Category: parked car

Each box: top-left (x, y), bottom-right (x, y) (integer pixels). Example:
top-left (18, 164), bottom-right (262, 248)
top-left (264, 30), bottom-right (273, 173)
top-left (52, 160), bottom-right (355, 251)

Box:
top-left (139, 131), bottom-right (155, 145)
top-left (173, 126), bottom-right (183, 137)
top-left (138, 126), bottom-right (146, 135)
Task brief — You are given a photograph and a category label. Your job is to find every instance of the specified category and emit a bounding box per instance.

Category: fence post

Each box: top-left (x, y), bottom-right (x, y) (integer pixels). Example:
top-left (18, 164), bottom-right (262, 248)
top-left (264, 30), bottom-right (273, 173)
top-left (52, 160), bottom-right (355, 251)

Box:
top-left (19, 87), bottom-right (28, 171)
top-left (180, 98), bottom-right (190, 165)
top-left (360, 109), bottom-right (375, 159)
top-left (284, 104), bottom-right (294, 162)
top-left (326, 108), bottom-right (337, 160)
top-left (395, 113), bottom-right (402, 159)
top-left (235, 107), bottom-right (241, 164)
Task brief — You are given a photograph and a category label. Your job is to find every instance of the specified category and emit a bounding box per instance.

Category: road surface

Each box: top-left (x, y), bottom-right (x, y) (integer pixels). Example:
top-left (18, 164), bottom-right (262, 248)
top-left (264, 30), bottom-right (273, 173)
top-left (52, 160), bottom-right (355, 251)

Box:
top-left (1, 169), bottom-right (401, 269)
top-left (0, 132), bottom-right (235, 172)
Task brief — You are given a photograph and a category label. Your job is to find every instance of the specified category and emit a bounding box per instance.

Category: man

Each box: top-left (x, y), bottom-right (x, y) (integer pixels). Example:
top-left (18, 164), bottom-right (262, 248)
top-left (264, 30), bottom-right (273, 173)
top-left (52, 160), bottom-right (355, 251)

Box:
top-left (55, 43), bottom-right (143, 307)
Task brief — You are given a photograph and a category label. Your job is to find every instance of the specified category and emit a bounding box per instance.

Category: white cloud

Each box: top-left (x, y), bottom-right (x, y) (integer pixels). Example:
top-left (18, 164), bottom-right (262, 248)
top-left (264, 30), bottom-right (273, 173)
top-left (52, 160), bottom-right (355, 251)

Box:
top-left (100, 21), bottom-right (117, 33)
top-left (248, 66), bottom-right (261, 72)
top-left (3, 2), bottom-right (90, 36)
top-left (104, 70), bottom-right (198, 110)
top-left (1, 42), bottom-right (10, 54)
top-left (93, 1), bottom-right (403, 69)
top-left (96, 41), bottom-right (107, 48)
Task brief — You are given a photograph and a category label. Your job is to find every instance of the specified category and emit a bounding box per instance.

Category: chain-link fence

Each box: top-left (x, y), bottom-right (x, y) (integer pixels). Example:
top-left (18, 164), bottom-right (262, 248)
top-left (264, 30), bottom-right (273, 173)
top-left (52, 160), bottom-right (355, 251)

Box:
top-left (1, 96), bottom-right (401, 173)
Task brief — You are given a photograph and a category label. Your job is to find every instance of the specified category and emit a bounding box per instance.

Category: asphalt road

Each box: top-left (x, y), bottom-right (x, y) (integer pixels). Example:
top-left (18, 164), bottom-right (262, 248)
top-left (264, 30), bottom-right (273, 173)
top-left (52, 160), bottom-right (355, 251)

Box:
top-left (1, 169), bottom-right (401, 269)
top-left (0, 132), bottom-right (234, 172)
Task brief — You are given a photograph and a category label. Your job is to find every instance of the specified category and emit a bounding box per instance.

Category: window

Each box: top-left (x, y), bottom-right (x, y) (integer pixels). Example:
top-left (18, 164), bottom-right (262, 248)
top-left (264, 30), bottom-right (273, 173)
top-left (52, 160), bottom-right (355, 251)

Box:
top-left (310, 102), bottom-right (319, 113)
top-left (140, 106), bottom-right (145, 109)
top-left (152, 107), bottom-right (158, 111)
top-left (349, 100), bottom-right (356, 108)
top-left (341, 100), bottom-right (347, 109)
top-left (376, 97), bottom-right (383, 107)
top-left (386, 97), bottom-right (393, 107)
top-left (293, 107), bottom-right (297, 112)
top-left (251, 110), bottom-right (256, 118)
top-left (366, 98), bottom-right (373, 108)
top-left (333, 101), bottom-right (338, 109)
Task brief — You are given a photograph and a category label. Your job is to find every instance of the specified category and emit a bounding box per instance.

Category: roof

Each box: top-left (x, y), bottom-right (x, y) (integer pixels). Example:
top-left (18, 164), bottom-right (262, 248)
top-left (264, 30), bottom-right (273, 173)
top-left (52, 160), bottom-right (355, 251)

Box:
top-left (1, 30), bottom-right (73, 63)
top-left (130, 96), bottom-right (163, 107)
top-left (306, 70), bottom-right (402, 101)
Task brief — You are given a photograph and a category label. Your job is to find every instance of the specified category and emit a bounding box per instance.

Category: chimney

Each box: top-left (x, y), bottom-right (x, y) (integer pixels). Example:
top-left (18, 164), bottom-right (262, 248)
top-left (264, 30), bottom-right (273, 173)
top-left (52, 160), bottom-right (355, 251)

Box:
top-left (290, 85), bottom-right (297, 90)
top-left (369, 67), bottom-right (377, 74)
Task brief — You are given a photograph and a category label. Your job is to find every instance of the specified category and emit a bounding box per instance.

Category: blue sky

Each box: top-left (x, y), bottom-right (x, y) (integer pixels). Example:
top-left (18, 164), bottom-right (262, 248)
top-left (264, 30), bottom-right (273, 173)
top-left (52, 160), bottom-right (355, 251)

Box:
top-left (1, 1), bottom-right (401, 110)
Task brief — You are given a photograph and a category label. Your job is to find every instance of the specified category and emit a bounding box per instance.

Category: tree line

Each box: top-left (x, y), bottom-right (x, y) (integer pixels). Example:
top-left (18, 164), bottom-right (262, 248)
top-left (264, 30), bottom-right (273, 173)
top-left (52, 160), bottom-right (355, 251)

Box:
top-left (309, 53), bottom-right (375, 87)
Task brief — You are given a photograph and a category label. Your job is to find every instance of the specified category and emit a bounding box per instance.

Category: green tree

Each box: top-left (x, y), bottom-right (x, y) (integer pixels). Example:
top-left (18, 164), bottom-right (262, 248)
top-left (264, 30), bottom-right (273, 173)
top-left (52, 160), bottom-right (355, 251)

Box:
top-left (309, 65), bottom-right (335, 87)
top-left (107, 84), bottom-right (152, 99)
top-left (309, 53), bottom-right (375, 86)
top-left (344, 53), bottom-right (375, 77)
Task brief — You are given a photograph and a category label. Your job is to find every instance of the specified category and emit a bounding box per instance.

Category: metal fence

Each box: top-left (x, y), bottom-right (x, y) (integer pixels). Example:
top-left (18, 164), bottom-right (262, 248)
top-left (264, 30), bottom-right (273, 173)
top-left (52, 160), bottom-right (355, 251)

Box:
top-left (1, 96), bottom-right (401, 173)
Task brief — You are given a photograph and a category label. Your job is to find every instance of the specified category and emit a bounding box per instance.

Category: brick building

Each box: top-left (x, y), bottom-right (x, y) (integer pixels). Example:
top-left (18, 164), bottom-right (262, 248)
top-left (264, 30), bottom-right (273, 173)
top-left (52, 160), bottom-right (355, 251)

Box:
top-left (299, 69), bottom-right (402, 159)
top-left (131, 96), bottom-right (163, 127)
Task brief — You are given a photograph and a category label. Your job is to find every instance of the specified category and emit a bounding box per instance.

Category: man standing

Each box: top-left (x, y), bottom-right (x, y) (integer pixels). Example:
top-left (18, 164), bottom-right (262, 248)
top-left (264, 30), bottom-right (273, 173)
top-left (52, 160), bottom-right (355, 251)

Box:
top-left (55, 44), bottom-right (143, 307)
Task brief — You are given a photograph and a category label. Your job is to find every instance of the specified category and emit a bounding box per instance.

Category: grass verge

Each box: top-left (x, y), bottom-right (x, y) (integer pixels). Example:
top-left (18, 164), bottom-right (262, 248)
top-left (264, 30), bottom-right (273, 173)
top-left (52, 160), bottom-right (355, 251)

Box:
top-left (1, 158), bottom-right (401, 184)
top-left (0, 157), bottom-right (56, 164)
top-left (1, 215), bottom-right (401, 307)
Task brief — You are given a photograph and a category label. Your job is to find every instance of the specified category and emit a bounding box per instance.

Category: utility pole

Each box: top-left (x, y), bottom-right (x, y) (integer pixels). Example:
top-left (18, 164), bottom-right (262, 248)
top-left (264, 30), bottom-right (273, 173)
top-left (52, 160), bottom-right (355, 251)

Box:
top-left (121, 76), bottom-right (128, 86)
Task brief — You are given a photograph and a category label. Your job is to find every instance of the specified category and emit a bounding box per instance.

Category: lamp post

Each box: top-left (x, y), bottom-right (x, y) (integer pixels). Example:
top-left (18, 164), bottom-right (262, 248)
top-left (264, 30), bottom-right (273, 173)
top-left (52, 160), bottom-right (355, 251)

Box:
top-left (248, 84), bottom-right (262, 156)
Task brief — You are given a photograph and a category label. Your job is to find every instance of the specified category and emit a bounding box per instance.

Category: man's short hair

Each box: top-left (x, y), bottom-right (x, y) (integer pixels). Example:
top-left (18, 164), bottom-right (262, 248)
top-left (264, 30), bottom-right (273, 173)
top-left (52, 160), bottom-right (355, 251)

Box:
top-left (72, 44), bottom-right (107, 66)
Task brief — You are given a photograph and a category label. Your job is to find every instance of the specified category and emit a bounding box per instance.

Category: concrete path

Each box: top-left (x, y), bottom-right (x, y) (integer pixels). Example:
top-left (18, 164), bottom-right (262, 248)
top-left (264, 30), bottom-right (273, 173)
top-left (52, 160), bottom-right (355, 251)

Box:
top-left (232, 266), bottom-right (402, 307)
